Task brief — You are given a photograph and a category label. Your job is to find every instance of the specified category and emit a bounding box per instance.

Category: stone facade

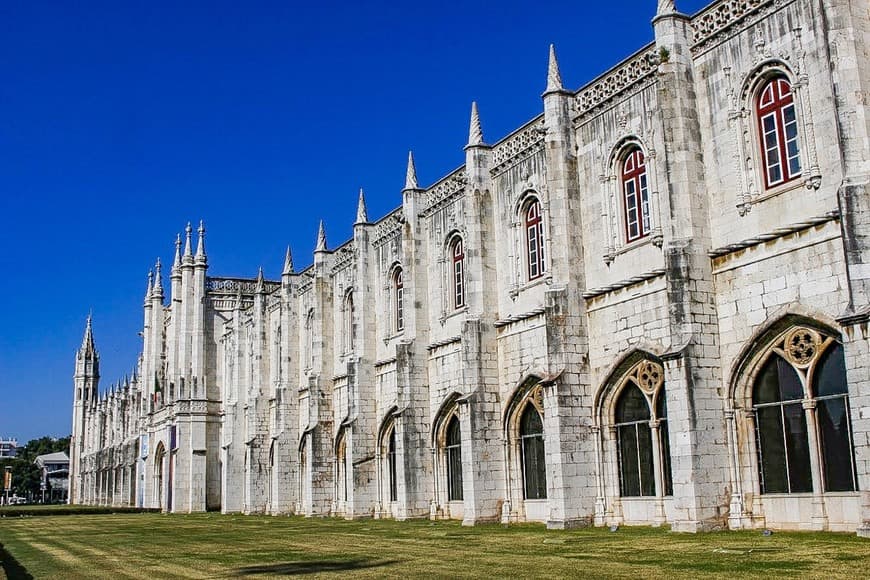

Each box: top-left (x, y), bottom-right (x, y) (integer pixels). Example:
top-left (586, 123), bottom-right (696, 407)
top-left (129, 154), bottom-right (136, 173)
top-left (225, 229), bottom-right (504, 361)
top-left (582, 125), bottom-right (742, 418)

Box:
top-left (69, 0), bottom-right (870, 535)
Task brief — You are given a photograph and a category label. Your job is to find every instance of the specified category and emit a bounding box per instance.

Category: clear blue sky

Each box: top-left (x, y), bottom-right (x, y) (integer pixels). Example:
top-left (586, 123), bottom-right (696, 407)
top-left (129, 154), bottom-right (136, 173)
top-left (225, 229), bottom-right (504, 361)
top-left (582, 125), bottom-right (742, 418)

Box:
top-left (0, 0), bottom-right (709, 443)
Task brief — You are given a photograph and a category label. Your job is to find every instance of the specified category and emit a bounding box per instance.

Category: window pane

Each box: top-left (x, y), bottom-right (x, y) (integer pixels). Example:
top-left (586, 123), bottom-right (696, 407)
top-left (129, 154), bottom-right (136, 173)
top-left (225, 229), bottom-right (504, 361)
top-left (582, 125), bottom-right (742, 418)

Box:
top-left (616, 383), bottom-right (650, 423)
top-left (618, 425), bottom-right (640, 497)
top-left (388, 430), bottom-right (397, 501)
top-left (756, 406), bottom-right (788, 493)
top-left (754, 355), bottom-right (802, 403)
top-left (447, 445), bottom-right (463, 501)
top-left (521, 405), bottom-right (543, 436)
top-left (659, 419), bottom-right (673, 496)
top-left (522, 434), bottom-right (547, 499)
top-left (783, 402), bottom-right (812, 493)
top-left (637, 422), bottom-right (655, 497)
top-left (818, 397), bottom-right (856, 492)
top-left (447, 417), bottom-right (461, 446)
top-left (814, 344), bottom-right (848, 397)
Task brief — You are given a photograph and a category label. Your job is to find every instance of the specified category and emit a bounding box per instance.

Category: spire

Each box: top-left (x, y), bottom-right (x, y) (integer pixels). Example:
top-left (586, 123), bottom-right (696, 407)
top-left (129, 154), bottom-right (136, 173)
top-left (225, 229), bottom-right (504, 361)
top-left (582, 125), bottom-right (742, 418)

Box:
top-left (145, 269), bottom-right (153, 301)
top-left (153, 258), bottom-right (164, 298)
top-left (467, 101), bottom-right (484, 147)
top-left (404, 150), bottom-right (418, 190)
top-left (282, 246), bottom-right (294, 276)
top-left (80, 313), bottom-right (96, 357)
top-left (255, 267), bottom-right (265, 294)
top-left (355, 188), bottom-right (369, 224)
top-left (315, 220), bottom-right (327, 252)
top-left (183, 222), bottom-right (193, 260)
top-left (195, 220), bottom-right (207, 264)
top-left (656, 0), bottom-right (676, 16)
top-left (545, 44), bottom-right (564, 93)
top-left (172, 233), bottom-right (182, 275)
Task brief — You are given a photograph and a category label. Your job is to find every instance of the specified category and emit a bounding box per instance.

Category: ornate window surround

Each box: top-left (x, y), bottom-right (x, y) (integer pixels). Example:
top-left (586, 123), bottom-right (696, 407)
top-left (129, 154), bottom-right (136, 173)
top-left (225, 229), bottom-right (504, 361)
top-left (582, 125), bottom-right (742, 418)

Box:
top-left (727, 322), bottom-right (857, 529)
top-left (725, 28), bottom-right (821, 216)
top-left (600, 135), bottom-right (663, 265)
top-left (509, 190), bottom-right (552, 298)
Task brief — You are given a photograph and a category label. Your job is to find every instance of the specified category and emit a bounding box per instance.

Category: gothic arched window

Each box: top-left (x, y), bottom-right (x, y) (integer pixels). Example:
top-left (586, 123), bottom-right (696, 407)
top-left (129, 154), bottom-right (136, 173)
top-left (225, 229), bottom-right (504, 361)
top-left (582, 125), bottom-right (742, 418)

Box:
top-left (336, 432), bottom-right (348, 503)
top-left (445, 415), bottom-right (463, 501)
top-left (450, 237), bottom-right (466, 309)
top-left (756, 76), bottom-right (801, 189)
top-left (753, 334), bottom-right (856, 494)
top-left (394, 269), bottom-right (404, 333)
top-left (524, 199), bottom-right (546, 281)
top-left (622, 148), bottom-right (651, 242)
top-left (519, 404), bottom-right (547, 499)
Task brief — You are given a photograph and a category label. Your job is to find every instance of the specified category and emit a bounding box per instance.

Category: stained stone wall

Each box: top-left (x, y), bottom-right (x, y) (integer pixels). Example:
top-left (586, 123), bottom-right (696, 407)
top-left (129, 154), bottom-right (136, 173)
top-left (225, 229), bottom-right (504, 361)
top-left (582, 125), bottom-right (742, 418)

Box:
top-left (70, 0), bottom-right (869, 535)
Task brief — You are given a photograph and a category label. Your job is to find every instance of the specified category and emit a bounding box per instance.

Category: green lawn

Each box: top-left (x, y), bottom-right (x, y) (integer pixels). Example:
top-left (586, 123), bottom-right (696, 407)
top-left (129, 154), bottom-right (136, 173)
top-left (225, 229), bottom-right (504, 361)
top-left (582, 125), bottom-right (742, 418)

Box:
top-left (0, 513), bottom-right (868, 579)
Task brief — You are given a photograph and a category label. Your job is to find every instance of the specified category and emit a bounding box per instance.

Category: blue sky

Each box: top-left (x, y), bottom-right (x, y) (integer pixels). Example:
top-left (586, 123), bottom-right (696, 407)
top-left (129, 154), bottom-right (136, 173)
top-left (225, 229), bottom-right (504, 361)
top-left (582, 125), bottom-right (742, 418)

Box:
top-left (0, 0), bottom-right (709, 443)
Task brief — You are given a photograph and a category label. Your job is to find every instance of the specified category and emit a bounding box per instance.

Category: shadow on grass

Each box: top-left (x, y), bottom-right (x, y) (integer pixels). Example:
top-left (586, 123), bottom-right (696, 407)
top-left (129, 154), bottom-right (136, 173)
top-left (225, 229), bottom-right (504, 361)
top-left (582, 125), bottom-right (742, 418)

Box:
top-left (233, 558), bottom-right (399, 576)
top-left (0, 542), bottom-right (33, 580)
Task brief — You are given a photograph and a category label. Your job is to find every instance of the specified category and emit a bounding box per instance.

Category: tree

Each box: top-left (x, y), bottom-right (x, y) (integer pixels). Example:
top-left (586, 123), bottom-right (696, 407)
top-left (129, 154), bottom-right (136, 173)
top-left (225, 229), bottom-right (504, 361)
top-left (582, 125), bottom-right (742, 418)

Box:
top-left (0, 436), bottom-right (70, 501)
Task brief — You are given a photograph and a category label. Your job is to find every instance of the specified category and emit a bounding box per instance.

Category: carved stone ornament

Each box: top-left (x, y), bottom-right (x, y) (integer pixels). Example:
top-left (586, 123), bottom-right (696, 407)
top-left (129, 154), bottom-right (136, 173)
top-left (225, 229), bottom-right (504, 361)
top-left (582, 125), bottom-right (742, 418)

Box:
top-left (783, 327), bottom-right (821, 367)
top-left (634, 360), bottom-right (665, 394)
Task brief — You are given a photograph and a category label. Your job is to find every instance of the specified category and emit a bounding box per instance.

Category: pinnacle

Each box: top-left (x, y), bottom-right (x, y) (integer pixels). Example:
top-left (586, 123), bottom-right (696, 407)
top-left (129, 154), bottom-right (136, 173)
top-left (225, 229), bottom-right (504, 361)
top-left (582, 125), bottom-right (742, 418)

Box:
top-left (467, 101), bottom-right (484, 147)
top-left (153, 258), bottom-right (164, 297)
top-left (545, 44), bottom-right (564, 94)
top-left (356, 188), bottom-right (369, 224)
top-left (316, 220), bottom-right (328, 252)
top-left (173, 233), bottom-right (182, 273)
top-left (404, 151), bottom-right (419, 190)
top-left (195, 220), bottom-right (207, 263)
top-left (283, 246), bottom-right (294, 276)
top-left (255, 267), bottom-right (265, 293)
top-left (183, 222), bottom-right (193, 258)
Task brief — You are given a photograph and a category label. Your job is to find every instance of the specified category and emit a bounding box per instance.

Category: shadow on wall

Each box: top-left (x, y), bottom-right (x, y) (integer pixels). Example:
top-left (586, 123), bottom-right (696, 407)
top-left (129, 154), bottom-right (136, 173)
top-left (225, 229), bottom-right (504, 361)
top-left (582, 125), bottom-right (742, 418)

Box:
top-left (233, 558), bottom-right (400, 576)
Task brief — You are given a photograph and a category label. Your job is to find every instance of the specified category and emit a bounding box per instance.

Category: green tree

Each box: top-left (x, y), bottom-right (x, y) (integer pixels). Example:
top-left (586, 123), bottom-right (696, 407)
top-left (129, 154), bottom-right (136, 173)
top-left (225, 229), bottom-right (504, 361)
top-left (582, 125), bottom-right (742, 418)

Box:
top-left (0, 436), bottom-right (70, 501)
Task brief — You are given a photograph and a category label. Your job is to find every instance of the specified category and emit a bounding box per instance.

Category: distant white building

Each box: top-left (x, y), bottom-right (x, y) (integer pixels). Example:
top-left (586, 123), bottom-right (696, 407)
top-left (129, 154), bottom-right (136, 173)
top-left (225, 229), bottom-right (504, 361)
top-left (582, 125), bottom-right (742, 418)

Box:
top-left (0, 438), bottom-right (18, 459)
top-left (69, 0), bottom-right (870, 536)
top-left (35, 452), bottom-right (69, 503)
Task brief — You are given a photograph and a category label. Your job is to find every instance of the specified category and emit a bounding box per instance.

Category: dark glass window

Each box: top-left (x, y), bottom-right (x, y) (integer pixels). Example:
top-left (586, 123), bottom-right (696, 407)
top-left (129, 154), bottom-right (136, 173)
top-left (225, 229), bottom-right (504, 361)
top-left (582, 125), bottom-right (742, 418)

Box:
top-left (445, 416), bottom-right (463, 501)
top-left (615, 383), bottom-right (655, 497)
top-left (656, 390), bottom-right (673, 496)
top-left (388, 429), bottom-right (398, 502)
top-left (753, 355), bottom-right (812, 493)
top-left (520, 404), bottom-right (547, 500)
top-left (813, 344), bottom-right (857, 492)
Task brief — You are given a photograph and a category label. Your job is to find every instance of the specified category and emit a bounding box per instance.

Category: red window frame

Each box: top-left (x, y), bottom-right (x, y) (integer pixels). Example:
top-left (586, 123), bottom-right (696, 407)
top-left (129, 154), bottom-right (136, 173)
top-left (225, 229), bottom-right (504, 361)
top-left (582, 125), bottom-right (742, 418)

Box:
top-left (525, 200), bottom-right (545, 280)
top-left (452, 238), bottom-right (465, 309)
top-left (756, 77), bottom-right (801, 189)
top-left (622, 149), bottom-right (651, 243)
top-left (394, 269), bottom-right (404, 332)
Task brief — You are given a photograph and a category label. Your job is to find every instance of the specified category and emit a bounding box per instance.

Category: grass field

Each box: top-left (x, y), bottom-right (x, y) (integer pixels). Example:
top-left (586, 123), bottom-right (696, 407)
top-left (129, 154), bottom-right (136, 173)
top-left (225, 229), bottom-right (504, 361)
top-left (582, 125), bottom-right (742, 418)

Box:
top-left (1, 512), bottom-right (868, 579)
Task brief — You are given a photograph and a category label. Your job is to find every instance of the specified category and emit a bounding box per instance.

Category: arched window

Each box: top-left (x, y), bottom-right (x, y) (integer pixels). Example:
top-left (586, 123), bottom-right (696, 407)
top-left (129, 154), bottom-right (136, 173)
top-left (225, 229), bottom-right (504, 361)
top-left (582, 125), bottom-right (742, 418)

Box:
top-left (305, 309), bottom-right (315, 370)
top-left (615, 384), bottom-right (654, 496)
top-left (387, 428), bottom-right (398, 501)
top-left (450, 237), bottom-right (466, 309)
top-left (519, 404), bottom-right (547, 499)
top-left (753, 334), bottom-right (856, 494)
top-left (622, 148), bottom-right (651, 242)
top-left (445, 415), bottom-right (463, 501)
top-left (655, 391), bottom-right (673, 497)
top-left (524, 199), bottom-right (546, 280)
top-left (344, 292), bottom-right (354, 354)
top-left (756, 76), bottom-right (801, 189)
top-left (394, 269), bottom-right (404, 333)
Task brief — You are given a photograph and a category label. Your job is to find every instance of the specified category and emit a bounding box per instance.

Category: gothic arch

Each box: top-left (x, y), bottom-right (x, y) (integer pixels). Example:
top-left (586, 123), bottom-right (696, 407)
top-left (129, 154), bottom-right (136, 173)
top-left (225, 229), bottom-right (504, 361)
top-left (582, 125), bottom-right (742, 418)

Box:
top-left (593, 347), bottom-right (664, 426)
top-left (502, 374), bottom-right (545, 430)
top-left (431, 392), bottom-right (462, 445)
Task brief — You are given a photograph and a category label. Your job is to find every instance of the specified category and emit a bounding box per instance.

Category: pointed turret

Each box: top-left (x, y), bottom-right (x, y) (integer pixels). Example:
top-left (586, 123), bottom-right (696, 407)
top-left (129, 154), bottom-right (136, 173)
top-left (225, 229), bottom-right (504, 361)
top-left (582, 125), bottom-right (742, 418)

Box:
top-left (404, 151), bottom-right (419, 190)
top-left (544, 44), bottom-right (565, 94)
top-left (315, 220), bottom-right (328, 252)
top-left (80, 313), bottom-right (97, 359)
top-left (152, 258), bottom-right (164, 299)
top-left (183, 222), bottom-right (193, 261)
top-left (195, 220), bottom-right (207, 265)
top-left (656, 0), bottom-right (676, 17)
top-left (145, 270), bottom-right (153, 303)
top-left (282, 246), bottom-right (294, 276)
top-left (172, 233), bottom-right (182, 275)
top-left (467, 101), bottom-right (485, 147)
top-left (355, 188), bottom-right (369, 224)
top-left (255, 267), bottom-right (265, 294)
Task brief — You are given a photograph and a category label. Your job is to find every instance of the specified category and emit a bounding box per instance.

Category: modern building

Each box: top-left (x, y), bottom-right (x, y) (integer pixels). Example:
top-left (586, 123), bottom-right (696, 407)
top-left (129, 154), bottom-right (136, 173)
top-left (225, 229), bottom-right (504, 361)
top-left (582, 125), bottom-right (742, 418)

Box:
top-left (69, 0), bottom-right (870, 535)
top-left (0, 438), bottom-right (18, 459)
top-left (34, 452), bottom-right (69, 503)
